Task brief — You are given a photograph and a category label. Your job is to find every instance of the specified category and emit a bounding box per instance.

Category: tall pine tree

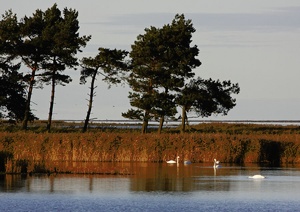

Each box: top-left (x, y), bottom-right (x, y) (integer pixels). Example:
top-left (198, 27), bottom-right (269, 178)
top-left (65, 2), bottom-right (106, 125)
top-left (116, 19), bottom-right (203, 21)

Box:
top-left (37, 4), bottom-right (90, 132)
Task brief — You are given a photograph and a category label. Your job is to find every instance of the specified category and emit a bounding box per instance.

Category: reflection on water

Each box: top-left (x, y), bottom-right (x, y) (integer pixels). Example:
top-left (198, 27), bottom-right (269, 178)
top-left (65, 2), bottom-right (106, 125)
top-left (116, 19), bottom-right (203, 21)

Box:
top-left (1, 162), bottom-right (300, 194)
top-left (1, 163), bottom-right (300, 211)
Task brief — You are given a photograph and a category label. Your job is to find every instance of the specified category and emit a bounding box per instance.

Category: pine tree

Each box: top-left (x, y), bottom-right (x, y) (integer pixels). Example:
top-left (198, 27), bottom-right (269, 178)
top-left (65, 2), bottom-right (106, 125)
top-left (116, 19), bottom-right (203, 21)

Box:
top-left (80, 48), bottom-right (128, 132)
top-left (38, 4), bottom-right (90, 132)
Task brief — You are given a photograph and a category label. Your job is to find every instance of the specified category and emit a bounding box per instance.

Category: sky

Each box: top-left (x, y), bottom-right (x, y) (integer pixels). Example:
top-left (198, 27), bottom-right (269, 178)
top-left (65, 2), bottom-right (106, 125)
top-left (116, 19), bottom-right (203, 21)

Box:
top-left (1, 0), bottom-right (300, 121)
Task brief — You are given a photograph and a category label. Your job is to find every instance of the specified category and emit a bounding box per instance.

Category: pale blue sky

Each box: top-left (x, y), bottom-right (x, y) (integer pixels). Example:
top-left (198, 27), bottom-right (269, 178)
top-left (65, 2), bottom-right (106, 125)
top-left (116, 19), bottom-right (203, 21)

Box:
top-left (2, 0), bottom-right (300, 121)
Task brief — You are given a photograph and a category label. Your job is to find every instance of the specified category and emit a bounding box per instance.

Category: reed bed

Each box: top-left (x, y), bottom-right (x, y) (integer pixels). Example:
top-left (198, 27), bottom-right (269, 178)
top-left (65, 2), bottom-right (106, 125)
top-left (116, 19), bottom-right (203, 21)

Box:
top-left (1, 123), bottom-right (300, 174)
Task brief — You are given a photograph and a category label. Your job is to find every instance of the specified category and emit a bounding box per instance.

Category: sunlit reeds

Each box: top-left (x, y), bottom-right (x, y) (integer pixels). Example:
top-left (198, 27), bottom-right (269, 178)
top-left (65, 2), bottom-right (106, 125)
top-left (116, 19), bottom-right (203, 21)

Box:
top-left (0, 123), bottom-right (300, 174)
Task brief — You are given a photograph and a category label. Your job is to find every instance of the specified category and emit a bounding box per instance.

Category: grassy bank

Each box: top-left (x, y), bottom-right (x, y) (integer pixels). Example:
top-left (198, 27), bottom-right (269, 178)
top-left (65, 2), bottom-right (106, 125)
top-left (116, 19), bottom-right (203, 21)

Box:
top-left (1, 123), bottom-right (300, 174)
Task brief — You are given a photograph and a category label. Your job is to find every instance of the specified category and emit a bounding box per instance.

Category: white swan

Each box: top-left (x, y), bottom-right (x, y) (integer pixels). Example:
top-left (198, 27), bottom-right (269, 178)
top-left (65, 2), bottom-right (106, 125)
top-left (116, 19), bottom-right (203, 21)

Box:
top-left (213, 158), bottom-right (220, 168)
top-left (248, 174), bottom-right (265, 179)
top-left (167, 156), bottom-right (179, 164)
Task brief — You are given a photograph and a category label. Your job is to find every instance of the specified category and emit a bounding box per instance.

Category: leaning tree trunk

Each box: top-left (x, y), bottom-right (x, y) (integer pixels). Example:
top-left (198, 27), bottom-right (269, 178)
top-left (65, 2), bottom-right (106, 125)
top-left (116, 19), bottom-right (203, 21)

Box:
top-left (82, 71), bottom-right (97, 133)
top-left (47, 71), bottom-right (56, 132)
top-left (22, 67), bottom-right (36, 130)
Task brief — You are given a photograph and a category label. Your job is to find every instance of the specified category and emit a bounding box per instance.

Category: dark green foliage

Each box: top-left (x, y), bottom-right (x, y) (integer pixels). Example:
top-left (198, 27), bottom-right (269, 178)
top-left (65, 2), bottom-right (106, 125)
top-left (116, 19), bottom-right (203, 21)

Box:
top-left (80, 48), bottom-right (129, 86)
top-left (177, 78), bottom-right (240, 117)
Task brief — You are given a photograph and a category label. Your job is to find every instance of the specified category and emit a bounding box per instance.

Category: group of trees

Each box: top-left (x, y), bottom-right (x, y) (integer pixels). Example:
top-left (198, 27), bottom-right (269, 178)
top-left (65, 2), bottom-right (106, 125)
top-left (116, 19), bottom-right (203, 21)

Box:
top-left (122, 15), bottom-right (239, 133)
top-left (0, 4), bottom-right (90, 132)
top-left (0, 4), bottom-right (240, 133)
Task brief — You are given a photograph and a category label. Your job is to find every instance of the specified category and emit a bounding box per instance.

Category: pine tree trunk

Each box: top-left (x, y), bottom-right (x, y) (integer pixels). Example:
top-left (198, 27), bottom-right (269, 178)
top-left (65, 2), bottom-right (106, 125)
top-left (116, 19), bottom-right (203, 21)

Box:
top-left (142, 110), bottom-right (149, 134)
top-left (142, 120), bottom-right (148, 134)
top-left (47, 71), bottom-right (56, 132)
top-left (181, 106), bottom-right (186, 133)
top-left (22, 68), bottom-right (36, 130)
top-left (82, 71), bottom-right (97, 133)
top-left (158, 116), bottom-right (164, 134)
top-left (185, 112), bottom-right (190, 130)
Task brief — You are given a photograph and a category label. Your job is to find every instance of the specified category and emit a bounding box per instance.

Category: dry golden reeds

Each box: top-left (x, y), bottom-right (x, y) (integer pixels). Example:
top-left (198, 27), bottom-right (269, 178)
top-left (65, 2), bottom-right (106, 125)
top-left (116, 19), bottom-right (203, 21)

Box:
top-left (0, 123), bottom-right (300, 174)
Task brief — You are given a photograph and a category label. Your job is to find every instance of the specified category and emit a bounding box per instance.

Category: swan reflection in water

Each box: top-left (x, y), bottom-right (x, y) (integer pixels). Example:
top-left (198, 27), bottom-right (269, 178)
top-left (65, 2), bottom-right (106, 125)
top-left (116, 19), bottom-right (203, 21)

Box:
top-left (213, 159), bottom-right (220, 176)
top-left (213, 159), bottom-right (220, 168)
top-left (184, 160), bottom-right (191, 165)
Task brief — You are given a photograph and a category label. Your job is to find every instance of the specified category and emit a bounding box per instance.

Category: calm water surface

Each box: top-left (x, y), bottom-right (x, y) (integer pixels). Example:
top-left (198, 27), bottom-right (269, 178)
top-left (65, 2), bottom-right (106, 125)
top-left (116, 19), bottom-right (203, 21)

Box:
top-left (1, 163), bottom-right (300, 211)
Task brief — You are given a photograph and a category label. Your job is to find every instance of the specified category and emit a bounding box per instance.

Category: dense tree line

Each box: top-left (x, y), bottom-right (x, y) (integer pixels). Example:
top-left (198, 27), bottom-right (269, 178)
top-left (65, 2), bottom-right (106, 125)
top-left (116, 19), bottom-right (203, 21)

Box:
top-left (0, 4), bottom-right (240, 133)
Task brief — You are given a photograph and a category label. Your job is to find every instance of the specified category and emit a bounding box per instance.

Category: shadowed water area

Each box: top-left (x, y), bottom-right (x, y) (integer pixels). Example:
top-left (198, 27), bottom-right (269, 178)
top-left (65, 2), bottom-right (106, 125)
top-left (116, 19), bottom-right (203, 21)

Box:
top-left (1, 162), bottom-right (300, 211)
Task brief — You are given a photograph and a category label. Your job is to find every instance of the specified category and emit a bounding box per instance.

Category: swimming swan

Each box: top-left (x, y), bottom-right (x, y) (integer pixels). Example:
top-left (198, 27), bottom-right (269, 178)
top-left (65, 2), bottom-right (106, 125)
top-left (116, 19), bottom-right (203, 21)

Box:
top-left (167, 156), bottom-right (179, 164)
top-left (213, 159), bottom-right (220, 168)
top-left (248, 174), bottom-right (265, 179)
